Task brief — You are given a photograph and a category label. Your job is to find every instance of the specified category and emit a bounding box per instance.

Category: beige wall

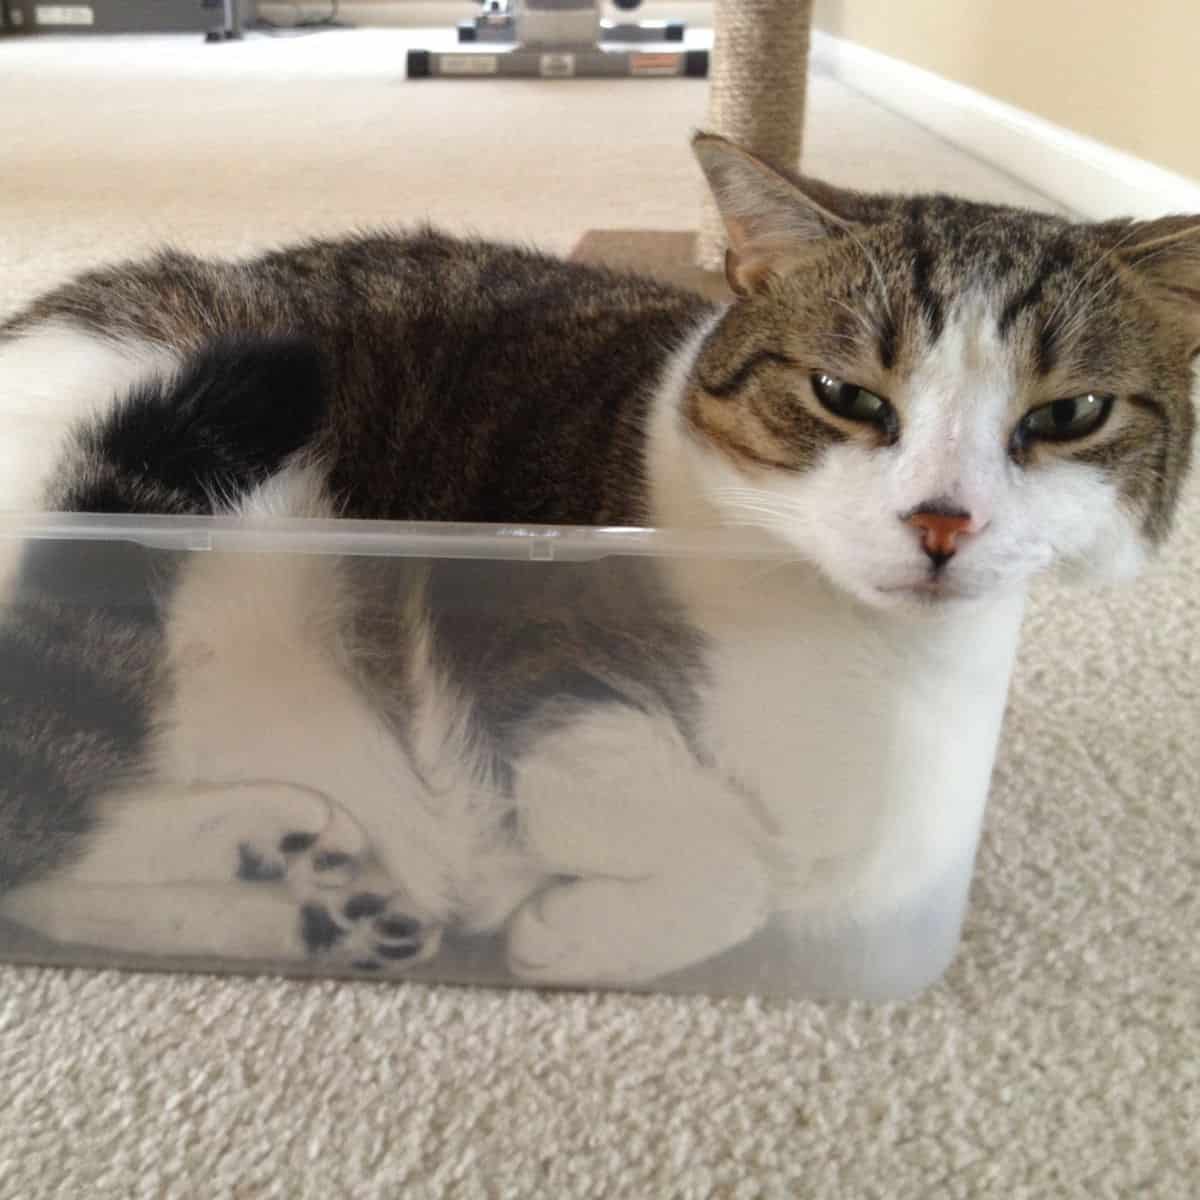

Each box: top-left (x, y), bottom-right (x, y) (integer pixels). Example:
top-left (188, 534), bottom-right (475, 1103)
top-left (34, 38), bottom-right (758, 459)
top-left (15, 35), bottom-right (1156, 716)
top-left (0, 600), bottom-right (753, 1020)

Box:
top-left (813, 0), bottom-right (1200, 181)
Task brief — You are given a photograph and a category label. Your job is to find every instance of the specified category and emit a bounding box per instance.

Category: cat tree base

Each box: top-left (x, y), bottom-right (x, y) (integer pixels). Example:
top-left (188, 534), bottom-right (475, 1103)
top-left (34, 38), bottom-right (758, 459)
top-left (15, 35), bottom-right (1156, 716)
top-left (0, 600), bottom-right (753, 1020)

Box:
top-left (569, 230), bottom-right (730, 301)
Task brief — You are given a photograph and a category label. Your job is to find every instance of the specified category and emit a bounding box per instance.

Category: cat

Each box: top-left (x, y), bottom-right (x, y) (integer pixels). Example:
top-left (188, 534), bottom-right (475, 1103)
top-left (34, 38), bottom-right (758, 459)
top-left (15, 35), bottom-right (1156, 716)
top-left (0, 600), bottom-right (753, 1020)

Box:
top-left (0, 132), bottom-right (1195, 989)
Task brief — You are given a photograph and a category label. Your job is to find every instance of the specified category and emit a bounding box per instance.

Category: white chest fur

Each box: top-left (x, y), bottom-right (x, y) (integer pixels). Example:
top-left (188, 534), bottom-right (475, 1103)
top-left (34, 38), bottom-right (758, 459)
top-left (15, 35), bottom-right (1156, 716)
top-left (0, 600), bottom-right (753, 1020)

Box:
top-left (666, 555), bottom-right (1024, 918)
top-left (646, 324), bottom-right (1026, 929)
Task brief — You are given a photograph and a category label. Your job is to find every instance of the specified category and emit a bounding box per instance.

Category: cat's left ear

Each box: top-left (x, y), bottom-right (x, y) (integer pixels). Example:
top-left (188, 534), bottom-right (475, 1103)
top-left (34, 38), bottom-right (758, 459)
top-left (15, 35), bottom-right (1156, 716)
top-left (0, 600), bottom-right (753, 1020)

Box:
top-left (1109, 215), bottom-right (1200, 353)
top-left (692, 132), bottom-right (873, 297)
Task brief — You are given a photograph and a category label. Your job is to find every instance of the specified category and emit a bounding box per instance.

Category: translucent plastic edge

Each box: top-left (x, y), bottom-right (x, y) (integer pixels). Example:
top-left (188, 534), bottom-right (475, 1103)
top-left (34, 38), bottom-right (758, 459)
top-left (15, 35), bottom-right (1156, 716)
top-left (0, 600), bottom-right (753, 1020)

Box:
top-left (0, 512), bottom-right (798, 563)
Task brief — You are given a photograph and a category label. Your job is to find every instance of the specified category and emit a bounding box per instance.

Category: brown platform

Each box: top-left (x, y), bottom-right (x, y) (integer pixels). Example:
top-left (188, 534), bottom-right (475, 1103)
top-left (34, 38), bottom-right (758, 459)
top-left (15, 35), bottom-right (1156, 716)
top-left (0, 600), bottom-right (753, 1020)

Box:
top-left (569, 229), bottom-right (731, 301)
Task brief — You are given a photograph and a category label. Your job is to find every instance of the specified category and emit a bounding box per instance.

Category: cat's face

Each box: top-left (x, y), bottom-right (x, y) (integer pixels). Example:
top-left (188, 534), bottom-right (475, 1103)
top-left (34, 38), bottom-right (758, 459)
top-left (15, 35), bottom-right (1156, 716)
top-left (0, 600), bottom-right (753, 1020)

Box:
top-left (689, 135), bottom-right (1199, 609)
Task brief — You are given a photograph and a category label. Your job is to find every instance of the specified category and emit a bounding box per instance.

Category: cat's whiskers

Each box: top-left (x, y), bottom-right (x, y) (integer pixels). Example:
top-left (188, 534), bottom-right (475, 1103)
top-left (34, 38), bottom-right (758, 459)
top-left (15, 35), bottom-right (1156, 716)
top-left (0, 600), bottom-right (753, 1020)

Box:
top-left (838, 225), bottom-right (896, 327)
top-left (713, 490), bottom-right (816, 543)
top-left (717, 499), bottom-right (790, 522)
top-left (816, 332), bottom-right (868, 366)
top-left (1053, 282), bottom-right (1115, 350)
top-left (1043, 223), bottom-right (1147, 336)
top-left (721, 506), bottom-right (792, 526)
top-left (828, 297), bottom-right (876, 339)
top-left (1052, 257), bottom-right (1144, 354)
top-left (818, 332), bottom-right (864, 349)
top-left (713, 485), bottom-right (807, 517)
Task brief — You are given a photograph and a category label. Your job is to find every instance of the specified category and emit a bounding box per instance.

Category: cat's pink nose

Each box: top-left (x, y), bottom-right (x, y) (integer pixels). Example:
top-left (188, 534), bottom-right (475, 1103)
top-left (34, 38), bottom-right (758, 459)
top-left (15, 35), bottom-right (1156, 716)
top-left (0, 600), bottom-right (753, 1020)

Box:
top-left (905, 507), bottom-right (974, 566)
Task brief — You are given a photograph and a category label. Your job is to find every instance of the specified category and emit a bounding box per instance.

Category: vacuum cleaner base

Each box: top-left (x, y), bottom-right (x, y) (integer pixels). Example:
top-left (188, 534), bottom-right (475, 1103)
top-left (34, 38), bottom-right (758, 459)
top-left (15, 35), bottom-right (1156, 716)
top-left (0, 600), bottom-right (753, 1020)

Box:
top-left (408, 45), bottom-right (707, 79)
top-left (410, 0), bottom-right (708, 80)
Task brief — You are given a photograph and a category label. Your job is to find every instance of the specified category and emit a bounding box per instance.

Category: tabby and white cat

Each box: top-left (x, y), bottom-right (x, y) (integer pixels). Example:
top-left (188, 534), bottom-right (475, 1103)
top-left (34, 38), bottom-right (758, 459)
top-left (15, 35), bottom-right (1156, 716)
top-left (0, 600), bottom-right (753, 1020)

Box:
top-left (0, 134), bottom-right (1194, 987)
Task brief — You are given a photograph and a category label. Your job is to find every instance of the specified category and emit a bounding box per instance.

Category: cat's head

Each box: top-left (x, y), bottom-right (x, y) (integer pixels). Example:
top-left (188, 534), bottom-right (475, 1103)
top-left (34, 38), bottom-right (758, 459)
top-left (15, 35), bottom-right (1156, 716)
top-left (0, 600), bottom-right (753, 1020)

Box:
top-left (687, 133), bottom-right (1199, 609)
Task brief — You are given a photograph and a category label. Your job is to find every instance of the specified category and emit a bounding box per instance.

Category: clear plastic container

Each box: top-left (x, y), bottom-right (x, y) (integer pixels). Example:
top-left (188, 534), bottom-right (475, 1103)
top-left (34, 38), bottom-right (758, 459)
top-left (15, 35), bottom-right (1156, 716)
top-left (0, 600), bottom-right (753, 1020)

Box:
top-left (0, 514), bottom-right (1026, 1000)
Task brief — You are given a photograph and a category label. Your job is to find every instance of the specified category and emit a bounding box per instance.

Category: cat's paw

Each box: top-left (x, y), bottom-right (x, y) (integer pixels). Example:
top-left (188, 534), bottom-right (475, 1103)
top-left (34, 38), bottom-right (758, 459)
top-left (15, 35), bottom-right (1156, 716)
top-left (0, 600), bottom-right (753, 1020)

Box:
top-left (507, 866), bottom-right (769, 986)
top-left (506, 880), bottom-right (661, 986)
top-left (226, 786), bottom-right (442, 974)
top-left (300, 889), bottom-right (442, 974)
top-left (235, 793), bottom-right (369, 894)
top-left (231, 795), bottom-right (440, 973)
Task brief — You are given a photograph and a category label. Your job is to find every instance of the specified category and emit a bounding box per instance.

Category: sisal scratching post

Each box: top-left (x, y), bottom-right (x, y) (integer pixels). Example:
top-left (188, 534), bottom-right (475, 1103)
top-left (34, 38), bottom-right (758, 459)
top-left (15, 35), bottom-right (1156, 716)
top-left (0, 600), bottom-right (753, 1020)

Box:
top-left (695, 0), bottom-right (815, 271)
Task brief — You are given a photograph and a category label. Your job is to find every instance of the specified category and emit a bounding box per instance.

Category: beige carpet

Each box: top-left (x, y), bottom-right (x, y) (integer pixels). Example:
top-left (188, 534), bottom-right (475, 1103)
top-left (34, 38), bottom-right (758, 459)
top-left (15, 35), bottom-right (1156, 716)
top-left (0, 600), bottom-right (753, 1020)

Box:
top-left (0, 29), bottom-right (1196, 1199)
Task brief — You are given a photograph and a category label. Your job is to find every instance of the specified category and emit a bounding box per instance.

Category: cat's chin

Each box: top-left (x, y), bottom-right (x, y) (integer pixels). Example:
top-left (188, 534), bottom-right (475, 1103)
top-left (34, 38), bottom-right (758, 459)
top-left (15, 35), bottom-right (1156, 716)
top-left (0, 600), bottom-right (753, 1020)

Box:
top-left (864, 576), bottom-right (994, 613)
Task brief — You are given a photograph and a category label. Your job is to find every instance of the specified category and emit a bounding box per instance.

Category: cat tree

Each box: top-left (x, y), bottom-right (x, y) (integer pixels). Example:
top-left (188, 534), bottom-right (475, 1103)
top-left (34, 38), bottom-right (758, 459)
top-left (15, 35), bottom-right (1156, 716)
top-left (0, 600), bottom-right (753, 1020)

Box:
top-left (694, 0), bottom-right (815, 271)
top-left (569, 0), bottom-right (815, 293)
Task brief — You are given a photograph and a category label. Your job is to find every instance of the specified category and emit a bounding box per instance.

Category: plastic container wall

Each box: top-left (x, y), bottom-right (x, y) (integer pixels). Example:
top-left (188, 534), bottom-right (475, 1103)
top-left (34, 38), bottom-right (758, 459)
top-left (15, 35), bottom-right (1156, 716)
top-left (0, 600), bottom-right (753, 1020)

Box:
top-left (0, 515), bottom-right (1026, 999)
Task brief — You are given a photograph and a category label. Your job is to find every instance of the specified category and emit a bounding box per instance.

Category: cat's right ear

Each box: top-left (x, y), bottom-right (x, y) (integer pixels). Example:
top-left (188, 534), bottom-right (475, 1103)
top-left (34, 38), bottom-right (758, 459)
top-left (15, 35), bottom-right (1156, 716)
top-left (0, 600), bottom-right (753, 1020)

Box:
top-left (692, 132), bottom-right (862, 297)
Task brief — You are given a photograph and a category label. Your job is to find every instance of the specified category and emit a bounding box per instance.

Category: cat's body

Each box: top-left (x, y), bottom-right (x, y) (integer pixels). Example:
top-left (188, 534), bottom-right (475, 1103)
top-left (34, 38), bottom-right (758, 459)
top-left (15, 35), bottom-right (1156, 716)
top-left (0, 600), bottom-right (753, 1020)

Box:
top-left (0, 240), bottom-right (740, 982)
top-left (3, 232), bottom-right (707, 525)
top-left (0, 135), bottom-right (1195, 988)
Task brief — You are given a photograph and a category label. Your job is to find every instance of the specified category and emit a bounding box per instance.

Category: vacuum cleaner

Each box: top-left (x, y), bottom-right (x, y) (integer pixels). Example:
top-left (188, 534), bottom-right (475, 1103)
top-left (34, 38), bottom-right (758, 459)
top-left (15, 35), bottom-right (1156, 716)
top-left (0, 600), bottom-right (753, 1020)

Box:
top-left (407, 0), bottom-right (709, 80)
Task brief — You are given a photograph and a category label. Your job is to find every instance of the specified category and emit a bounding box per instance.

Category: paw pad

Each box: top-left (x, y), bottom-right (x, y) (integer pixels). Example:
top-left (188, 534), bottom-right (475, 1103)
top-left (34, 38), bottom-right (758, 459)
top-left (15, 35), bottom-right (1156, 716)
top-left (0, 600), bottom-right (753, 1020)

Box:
top-left (343, 892), bottom-right (387, 920)
top-left (301, 903), bottom-right (345, 953)
top-left (279, 832), bottom-right (318, 854)
top-left (301, 891), bottom-right (437, 973)
top-left (376, 915), bottom-right (421, 940)
top-left (236, 843), bottom-right (286, 882)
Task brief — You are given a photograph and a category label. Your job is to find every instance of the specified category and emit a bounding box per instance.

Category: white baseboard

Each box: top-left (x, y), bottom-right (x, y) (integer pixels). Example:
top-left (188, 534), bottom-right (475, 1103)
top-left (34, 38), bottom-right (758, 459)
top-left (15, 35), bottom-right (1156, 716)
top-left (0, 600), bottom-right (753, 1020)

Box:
top-left (810, 30), bottom-right (1200, 221)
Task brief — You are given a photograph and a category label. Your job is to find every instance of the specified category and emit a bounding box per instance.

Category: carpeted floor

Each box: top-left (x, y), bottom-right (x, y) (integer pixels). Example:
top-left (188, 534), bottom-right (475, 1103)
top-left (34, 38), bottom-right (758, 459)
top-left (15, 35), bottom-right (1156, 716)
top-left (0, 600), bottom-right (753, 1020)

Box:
top-left (0, 29), bottom-right (1197, 1199)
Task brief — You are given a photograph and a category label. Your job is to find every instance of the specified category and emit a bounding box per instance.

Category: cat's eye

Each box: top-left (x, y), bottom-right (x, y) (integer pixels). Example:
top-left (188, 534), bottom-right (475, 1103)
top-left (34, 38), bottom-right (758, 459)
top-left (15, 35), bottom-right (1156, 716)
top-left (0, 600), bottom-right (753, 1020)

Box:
top-left (810, 372), bottom-right (897, 439)
top-left (1017, 393), bottom-right (1114, 446)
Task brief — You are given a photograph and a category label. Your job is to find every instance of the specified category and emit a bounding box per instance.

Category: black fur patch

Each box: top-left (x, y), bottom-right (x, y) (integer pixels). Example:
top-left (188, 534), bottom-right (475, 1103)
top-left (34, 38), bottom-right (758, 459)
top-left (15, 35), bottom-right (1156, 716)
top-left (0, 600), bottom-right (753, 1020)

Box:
top-left (0, 742), bottom-right (99, 889)
top-left (998, 236), bottom-right (1076, 337)
top-left (57, 336), bottom-right (328, 515)
top-left (0, 621), bottom-right (149, 742)
top-left (877, 312), bottom-right (899, 371)
top-left (0, 599), bottom-right (157, 889)
top-left (1035, 319), bottom-right (1060, 375)
top-left (14, 539), bottom-right (172, 625)
top-left (425, 557), bottom-right (710, 773)
top-left (905, 202), bottom-right (946, 342)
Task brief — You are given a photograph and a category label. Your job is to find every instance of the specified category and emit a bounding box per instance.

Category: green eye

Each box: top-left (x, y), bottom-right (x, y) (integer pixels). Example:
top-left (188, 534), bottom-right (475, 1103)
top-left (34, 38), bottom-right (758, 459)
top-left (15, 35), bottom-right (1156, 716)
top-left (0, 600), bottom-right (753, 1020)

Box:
top-left (810, 372), bottom-right (897, 438)
top-left (1018, 393), bottom-right (1114, 445)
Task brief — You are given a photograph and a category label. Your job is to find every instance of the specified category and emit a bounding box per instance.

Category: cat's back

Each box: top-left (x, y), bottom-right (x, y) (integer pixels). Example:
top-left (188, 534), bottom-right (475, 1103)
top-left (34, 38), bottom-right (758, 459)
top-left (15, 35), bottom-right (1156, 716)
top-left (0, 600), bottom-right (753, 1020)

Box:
top-left (299, 232), bottom-right (717, 523)
top-left (7, 228), bottom-right (707, 351)
top-left (6, 230), bottom-right (715, 525)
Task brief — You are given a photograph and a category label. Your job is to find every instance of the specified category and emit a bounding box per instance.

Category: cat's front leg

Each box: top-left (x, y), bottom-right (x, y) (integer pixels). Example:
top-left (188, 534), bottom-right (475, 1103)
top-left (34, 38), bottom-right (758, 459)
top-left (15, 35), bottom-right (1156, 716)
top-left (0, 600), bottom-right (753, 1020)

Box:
top-left (506, 706), bottom-right (771, 986)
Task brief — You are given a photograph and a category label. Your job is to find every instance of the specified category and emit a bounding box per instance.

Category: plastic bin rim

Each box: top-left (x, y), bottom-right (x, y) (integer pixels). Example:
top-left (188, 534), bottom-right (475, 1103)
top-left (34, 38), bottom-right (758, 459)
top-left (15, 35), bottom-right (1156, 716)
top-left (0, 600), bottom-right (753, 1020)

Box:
top-left (0, 512), bottom-right (802, 563)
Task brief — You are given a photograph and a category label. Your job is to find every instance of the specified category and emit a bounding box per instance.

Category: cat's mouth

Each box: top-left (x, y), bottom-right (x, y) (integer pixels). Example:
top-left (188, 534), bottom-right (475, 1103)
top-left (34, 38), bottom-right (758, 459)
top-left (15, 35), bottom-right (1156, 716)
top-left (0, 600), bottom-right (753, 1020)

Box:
top-left (875, 576), bottom-right (969, 604)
